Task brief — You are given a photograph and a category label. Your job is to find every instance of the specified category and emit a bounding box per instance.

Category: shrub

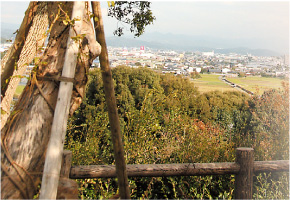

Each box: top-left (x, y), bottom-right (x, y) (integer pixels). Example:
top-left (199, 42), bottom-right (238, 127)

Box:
top-left (66, 66), bottom-right (289, 199)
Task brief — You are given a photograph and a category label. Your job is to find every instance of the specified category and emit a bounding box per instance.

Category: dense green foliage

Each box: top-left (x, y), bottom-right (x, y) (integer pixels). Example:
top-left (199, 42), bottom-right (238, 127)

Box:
top-left (66, 66), bottom-right (289, 199)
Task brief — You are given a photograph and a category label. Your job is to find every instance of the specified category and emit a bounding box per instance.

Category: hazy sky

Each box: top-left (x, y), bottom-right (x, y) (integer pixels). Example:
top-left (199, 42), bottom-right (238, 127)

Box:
top-left (1, 1), bottom-right (289, 53)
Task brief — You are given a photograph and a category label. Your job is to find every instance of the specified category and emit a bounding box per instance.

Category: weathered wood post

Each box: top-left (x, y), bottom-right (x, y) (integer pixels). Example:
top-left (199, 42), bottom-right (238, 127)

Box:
top-left (235, 147), bottom-right (254, 199)
top-left (56, 150), bottom-right (78, 199)
top-left (39, 2), bottom-right (85, 199)
top-left (59, 150), bottom-right (73, 178)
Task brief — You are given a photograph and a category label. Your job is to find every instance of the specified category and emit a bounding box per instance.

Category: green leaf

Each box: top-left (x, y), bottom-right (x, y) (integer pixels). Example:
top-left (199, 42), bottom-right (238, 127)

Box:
top-left (63, 20), bottom-right (68, 25)
top-left (1, 108), bottom-right (7, 115)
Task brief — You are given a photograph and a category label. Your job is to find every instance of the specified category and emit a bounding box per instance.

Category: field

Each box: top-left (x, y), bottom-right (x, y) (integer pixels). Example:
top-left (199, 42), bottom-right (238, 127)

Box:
top-left (227, 76), bottom-right (288, 95)
top-left (192, 74), bottom-right (236, 93)
top-left (14, 85), bottom-right (25, 98)
top-left (192, 74), bottom-right (288, 95)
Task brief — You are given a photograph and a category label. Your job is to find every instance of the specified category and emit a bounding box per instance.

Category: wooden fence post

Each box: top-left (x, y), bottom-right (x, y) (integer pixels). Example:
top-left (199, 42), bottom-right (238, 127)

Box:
top-left (235, 147), bottom-right (254, 199)
top-left (60, 150), bottom-right (73, 178)
top-left (56, 150), bottom-right (78, 199)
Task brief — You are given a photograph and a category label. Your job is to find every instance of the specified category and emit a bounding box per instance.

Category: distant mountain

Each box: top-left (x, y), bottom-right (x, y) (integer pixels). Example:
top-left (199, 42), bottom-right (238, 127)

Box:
top-left (107, 32), bottom-right (281, 56)
top-left (1, 22), bottom-right (20, 39)
top-left (213, 47), bottom-right (280, 57)
top-left (1, 23), bottom-right (281, 56)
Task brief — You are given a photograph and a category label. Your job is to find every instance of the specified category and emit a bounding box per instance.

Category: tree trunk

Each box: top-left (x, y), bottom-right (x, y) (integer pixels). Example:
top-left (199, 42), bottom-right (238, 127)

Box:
top-left (1, 2), bottom-right (48, 129)
top-left (40, 1), bottom-right (86, 198)
top-left (91, 2), bottom-right (130, 199)
top-left (1, 2), bottom-right (100, 199)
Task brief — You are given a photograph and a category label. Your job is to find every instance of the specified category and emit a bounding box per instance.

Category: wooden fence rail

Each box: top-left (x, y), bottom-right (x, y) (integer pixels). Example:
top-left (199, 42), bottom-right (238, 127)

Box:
top-left (62, 148), bottom-right (289, 199)
top-left (70, 162), bottom-right (240, 178)
top-left (70, 160), bottom-right (289, 179)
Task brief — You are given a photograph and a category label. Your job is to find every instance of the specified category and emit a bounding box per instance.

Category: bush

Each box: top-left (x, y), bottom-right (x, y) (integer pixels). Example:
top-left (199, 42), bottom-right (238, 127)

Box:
top-left (65, 66), bottom-right (289, 199)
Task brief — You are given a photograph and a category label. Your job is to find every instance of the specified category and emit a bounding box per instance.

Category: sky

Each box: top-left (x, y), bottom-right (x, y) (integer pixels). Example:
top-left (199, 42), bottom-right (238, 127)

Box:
top-left (0, 1), bottom-right (289, 54)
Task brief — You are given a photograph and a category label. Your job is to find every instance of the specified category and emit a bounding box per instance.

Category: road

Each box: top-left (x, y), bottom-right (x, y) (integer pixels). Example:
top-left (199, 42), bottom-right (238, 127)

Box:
top-left (219, 75), bottom-right (254, 96)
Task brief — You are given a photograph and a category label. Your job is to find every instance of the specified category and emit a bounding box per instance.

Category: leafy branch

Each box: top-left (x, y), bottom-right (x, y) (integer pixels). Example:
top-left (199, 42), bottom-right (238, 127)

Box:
top-left (107, 1), bottom-right (156, 37)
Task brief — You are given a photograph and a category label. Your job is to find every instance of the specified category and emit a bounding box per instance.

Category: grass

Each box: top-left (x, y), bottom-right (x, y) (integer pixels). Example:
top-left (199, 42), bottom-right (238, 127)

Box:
top-left (227, 76), bottom-right (288, 95)
top-left (14, 85), bottom-right (25, 98)
top-left (192, 74), bottom-right (236, 93)
top-left (192, 74), bottom-right (288, 95)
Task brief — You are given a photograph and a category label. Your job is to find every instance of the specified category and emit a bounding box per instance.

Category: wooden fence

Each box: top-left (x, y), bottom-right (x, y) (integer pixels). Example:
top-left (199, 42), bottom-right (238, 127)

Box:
top-left (60, 148), bottom-right (289, 199)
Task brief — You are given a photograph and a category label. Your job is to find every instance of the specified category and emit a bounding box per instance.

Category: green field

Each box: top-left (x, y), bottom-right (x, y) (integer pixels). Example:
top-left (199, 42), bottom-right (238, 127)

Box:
top-left (14, 85), bottom-right (25, 98)
top-left (192, 74), bottom-right (236, 93)
top-left (227, 76), bottom-right (288, 95)
top-left (192, 74), bottom-right (288, 94)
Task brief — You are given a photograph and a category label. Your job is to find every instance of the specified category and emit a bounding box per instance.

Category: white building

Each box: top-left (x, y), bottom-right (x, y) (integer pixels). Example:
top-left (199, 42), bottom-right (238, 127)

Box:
top-left (195, 67), bottom-right (201, 73)
top-left (202, 51), bottom-right (214, 57)
top-left (222, 68), bottom-right (231, 73)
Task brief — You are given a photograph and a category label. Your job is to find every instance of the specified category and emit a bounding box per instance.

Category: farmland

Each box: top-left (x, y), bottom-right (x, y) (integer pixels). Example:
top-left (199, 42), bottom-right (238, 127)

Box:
top-left (15, 85), bottom-right (25, 98)
top-left (191, 74), bottom-right (236, 93)
top-left (192, 74), bottom-right (288, 95)
top-left (227, 76), bottom-right (288, 95)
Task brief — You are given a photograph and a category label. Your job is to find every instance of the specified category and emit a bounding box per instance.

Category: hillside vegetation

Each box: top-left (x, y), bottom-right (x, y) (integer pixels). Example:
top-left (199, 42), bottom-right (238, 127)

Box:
top-left (65, 66), bottom-right (289, 199)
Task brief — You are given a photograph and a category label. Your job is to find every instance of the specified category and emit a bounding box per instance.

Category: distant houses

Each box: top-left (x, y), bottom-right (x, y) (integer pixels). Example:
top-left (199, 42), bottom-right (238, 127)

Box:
top-left (3, 41), bottom-right (287, 79)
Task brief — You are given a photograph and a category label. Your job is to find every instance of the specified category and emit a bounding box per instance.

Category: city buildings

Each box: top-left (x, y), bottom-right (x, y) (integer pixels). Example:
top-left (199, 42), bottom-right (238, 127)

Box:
top-left (1, 42), bottom-right (289, 78)
top-left (100, 46), bottom-right (289, 78)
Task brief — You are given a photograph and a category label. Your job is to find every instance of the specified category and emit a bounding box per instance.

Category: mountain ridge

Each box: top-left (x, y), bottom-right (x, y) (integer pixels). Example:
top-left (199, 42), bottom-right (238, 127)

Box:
top-left (106, 34), bottom-right (281, 56)
top-left (1, 23), bottom-right (282, 56)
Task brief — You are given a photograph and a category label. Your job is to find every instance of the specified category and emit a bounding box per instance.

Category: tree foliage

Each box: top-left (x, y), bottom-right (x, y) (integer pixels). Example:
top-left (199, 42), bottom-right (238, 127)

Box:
top-left (66, 66), bottom-right (289, 199)
top-left (107, 1), bottom-right (156, 37)
top-left (247, 82), bottom-right (289, 160)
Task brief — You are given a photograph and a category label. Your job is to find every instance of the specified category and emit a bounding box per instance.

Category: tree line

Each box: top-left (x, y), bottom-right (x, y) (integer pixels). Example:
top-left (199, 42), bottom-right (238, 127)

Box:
top-left (66, 66), bottom-right (289, 199)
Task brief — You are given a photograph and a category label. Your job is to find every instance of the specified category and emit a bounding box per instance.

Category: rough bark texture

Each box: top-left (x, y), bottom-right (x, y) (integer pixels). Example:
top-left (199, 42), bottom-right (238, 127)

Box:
top-left (253, 160), bottom-right (290, 173)
top-left (70, 162), bottom-right (241, 179)
top-left (234, 147), bottom-right (254, 199)
top-left (40, 1), bottom-right (86, 198)
top-left (91, 2), bottom-right (131, 199)
top-left (56, 150), bottom-right (78, 199)
top-left (1, 2), bottom-right (49, 129)
top-left (1, 2), bottom-right (100, 199)
top-left (70, 160), bottom-right (289, 179)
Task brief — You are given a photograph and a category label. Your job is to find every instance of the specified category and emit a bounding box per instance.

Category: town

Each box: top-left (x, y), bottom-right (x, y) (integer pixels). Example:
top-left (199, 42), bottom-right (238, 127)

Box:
top-left (1, 42), bottom-right (289, 79)
top-left (91, 46), bottom-right (289, 78)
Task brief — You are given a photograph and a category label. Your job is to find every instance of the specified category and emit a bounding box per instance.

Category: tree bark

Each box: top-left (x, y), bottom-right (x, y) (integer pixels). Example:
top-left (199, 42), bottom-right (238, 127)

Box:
top-left (91, 2), bottom-right (131, 199)
top-left (40, 1), bottom-right (86, 198)
top-left (1, 2), bottom-right (100, 199)
top-left (234, 147), bottom-right (254, 199)
top-left (71, 162), bottom-right (241, 178)
top-left (69, 160), bottom-right (289, 179)
top-left (1, 2), bottom-right (48, 129)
